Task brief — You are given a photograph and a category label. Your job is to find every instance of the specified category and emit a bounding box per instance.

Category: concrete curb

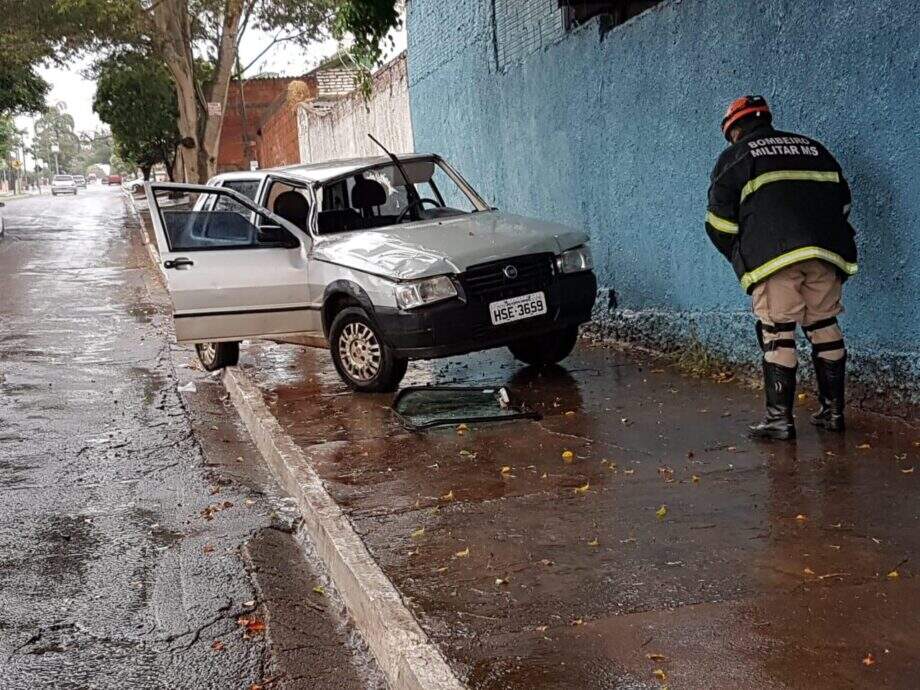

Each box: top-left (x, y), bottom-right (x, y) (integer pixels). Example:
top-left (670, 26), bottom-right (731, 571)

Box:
top-left (222, 367), bottom-right (466, 690)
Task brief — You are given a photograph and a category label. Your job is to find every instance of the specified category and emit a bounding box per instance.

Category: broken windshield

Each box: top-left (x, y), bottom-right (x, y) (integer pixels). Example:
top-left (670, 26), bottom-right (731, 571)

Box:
top-left (315, 158), bottom-right (489, 235)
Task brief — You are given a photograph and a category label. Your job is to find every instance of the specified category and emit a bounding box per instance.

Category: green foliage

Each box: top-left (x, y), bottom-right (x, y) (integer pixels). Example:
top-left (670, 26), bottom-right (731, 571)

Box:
top-left (0, 116), bottom-right (20, 159)
top-left (0, 62), bottom-right (49, 115)
top-left (93, 50), bottom-right (180, 176)
top-left (33, 105), bottom-right (80, 173)
top-left (331, 0), bottom-right (402, 97)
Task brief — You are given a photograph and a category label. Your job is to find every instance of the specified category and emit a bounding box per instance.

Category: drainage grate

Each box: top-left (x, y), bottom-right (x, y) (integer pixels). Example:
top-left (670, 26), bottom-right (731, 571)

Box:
top-left (392, 386), bottom-right (541, 431)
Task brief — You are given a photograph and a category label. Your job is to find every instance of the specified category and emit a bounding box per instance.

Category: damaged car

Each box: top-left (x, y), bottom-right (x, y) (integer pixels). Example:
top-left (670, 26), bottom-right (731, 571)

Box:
top-left (144, 153), bottom-right (596, 391)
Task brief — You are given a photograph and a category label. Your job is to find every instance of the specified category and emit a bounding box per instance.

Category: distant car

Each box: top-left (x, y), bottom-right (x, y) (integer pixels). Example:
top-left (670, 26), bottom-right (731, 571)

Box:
top-left (88, 174), bottom-right (97, 184)
top-left (51, 175), bottom-right (78, 196)
top-left (74, 175), bottom-right (87, 188)
top-left (107, 174), bottom-right (123, 186)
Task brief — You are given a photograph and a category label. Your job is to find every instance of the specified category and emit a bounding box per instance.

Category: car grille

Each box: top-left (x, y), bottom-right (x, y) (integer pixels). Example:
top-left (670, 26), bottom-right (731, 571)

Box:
top-left (460, 253), bottom-right (556, 304)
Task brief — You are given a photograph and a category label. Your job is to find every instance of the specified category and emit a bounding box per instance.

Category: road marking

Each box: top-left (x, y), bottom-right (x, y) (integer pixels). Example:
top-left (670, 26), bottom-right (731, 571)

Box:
top-left (223, 367), bottom-right (466, 690)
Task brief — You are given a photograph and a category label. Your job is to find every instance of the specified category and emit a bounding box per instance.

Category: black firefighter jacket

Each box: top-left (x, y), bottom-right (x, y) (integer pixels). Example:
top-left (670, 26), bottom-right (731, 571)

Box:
top-left (705, 124), bottom-right (858, 293)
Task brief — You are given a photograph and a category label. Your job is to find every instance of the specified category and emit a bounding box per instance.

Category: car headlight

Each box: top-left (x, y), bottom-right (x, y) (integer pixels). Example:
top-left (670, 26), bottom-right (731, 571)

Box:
top-left (557, 245), bottom-right (593, 274)
top-left (394, 275), bottom-right (458, 310)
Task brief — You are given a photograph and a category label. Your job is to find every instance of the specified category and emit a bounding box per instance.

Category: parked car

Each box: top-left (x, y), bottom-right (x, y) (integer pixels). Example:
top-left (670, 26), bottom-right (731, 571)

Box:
top-left (107, 174), bottom-right (123, 186)
top-left (144, 154), bottom-right (597, 392)
top-left (51, 174), bottom-right (78, 196)
top-left (74, 175), bottom-right (87, 188)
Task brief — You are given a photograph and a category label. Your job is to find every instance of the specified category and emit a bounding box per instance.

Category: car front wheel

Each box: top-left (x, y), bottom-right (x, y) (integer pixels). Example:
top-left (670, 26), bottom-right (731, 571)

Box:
top-left (509, 325), bottom-right (580, 367)
top-left (329, 307), bottom-right (407, 392)
top-left (195, 341), bottom-right (240, 371)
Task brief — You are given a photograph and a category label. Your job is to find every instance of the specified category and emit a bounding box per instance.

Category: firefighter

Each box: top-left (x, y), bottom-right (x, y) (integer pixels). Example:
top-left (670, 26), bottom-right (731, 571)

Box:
top-left (706, 96), bottom-right (858, 440)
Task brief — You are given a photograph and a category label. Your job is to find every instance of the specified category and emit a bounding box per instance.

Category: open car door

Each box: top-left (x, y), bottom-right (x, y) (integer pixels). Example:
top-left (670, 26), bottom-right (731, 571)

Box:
top-left (144, 182), bottom-right (319, 343)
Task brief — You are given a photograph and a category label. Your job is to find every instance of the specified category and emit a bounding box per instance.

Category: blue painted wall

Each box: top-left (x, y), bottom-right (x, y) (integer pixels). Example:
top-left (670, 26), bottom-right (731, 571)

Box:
top-left (406, 0), bottom-right (920, 406)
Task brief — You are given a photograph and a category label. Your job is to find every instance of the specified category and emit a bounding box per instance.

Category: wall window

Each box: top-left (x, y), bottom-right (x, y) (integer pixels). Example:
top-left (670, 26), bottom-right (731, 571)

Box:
top-left (559, 1), bottom-right (663, 31)
top-left (493, 1), bottom-right (663, 70)
top-left (493, 0), bottom-right (565, 70)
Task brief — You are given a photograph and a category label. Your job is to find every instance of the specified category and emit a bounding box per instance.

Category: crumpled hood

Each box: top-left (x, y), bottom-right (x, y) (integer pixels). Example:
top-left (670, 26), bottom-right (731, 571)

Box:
top-left (311, 211), bottom-right (588, 280)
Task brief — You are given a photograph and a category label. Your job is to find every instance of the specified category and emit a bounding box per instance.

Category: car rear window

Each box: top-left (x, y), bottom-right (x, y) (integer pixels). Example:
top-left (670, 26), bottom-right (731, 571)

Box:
top-left (54, 175), bottom-right (74, 182)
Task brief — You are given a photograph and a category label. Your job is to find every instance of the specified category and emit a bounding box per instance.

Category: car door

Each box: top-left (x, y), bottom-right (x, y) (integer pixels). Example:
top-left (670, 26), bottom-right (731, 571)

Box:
top-left (144, 182), bottom-right (316, 344)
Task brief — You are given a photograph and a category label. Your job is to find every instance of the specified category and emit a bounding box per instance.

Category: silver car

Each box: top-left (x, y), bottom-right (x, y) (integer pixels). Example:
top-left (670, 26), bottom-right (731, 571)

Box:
top-left (145, 154), bottom-right (596, 391)
top-left (51, 175), bottom-right (78, 196)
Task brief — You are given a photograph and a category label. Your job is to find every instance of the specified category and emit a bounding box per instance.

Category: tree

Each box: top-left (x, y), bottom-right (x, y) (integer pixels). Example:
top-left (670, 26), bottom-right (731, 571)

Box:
top-left (93, 51), bottom-right (181, 180)
top-left (33, 104), bottom-right (80, 173)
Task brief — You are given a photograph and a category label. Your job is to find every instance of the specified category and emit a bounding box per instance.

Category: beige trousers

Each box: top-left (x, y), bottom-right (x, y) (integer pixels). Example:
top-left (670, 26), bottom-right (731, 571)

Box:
top-left (751, 259), bottom-right (846, 367)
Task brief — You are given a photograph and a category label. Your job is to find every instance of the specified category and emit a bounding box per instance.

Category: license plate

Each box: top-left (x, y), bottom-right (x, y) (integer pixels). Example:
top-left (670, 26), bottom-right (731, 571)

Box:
top-left (489, 291), bottom-right (547, 325)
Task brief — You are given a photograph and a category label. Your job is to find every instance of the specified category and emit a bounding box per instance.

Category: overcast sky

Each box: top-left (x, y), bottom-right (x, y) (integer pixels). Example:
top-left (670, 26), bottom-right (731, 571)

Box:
top-left (15, 22), bottom-right (407, 144)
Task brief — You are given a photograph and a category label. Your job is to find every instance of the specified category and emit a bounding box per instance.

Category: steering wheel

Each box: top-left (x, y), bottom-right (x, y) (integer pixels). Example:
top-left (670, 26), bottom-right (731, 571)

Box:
top-left (396, 197), bottom-right (442, 223)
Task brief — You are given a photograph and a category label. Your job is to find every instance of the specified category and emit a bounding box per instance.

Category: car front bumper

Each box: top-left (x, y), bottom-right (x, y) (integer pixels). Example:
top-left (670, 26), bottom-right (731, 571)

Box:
top-left (376, 271), bottom-right (597, 360)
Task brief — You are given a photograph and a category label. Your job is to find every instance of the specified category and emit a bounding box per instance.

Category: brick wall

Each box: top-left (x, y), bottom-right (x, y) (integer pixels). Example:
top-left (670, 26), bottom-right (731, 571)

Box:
top-left (298, 53), bottom-right (413, 163)
top-left (256, 87), bottom-right (306, 169)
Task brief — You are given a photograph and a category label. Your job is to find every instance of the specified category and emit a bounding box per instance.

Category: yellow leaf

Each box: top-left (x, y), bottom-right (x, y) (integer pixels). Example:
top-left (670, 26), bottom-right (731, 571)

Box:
top-left (540, 472), bottom-right (548, 479)
top-left (312, 586), bottom-right (325, 595)
top-left (411, 527), bottom-right (425, 540)
top-left (571, 618), bottom-right (584, 626)
top-left (856, 443), bottom-right (872, 449)
top-left (655, 505), bottom-right (668, 520)
top-left (691, 474), bottom-right (701, 483)
top-left (574, 482), bottom-right (590, 495)
top-left (652, 669), bottom-right (668, 681)
top-left (495, 577), bottom-right (508, 586)
top-left (500, 465), bottom-right (512, 474)
top-left (454, 547), bottom-right (470, 558)
top-left (646, 652), bottom-right (667, 661)
top-left (562, 450), bottom-right (575, 464)
top-left (887, 570), bottom-right (899, 580)
top-left (795, 514), bottom-right (808, 523)
top-left (803, 567), bottom-right (815, 576)
top-left (797, 393), bottom-right (807, 401)
top-left (441, 490), bottom-right (455, 501)
top-left (564, 410), bottom-right (575, 416)
top-left (862, 653), bottom-right (876, 666)
top-left (588, 538), bottom-right (599, 547)
top-left (457, 424), bottom-right (468, 431)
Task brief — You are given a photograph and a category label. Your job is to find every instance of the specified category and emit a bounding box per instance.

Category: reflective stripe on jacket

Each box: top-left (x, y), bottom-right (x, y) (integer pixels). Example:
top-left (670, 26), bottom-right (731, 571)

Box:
top-left (705, 124), bottom-right (858, 293)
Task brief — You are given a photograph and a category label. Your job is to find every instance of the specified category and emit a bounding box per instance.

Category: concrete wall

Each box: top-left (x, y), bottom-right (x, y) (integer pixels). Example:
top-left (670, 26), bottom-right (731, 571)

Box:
top-left (406, 0), bottom-right (920, 407)
top-left (299, 54), bottom-right (414, 163)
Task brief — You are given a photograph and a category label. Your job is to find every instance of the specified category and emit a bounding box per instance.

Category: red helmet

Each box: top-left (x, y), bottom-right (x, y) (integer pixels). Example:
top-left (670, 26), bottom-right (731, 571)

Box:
top-left (721, 95), bottom-right (771, 140)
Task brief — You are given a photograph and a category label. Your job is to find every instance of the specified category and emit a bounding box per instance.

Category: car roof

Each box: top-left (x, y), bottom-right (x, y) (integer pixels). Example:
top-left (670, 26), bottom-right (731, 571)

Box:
top-left (214, 153), bottom-right (434, 185)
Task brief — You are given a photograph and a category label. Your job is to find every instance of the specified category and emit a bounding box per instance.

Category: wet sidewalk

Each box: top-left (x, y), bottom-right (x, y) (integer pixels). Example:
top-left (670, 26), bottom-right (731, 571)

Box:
top-left (238, 340), bottom-right (919, 688)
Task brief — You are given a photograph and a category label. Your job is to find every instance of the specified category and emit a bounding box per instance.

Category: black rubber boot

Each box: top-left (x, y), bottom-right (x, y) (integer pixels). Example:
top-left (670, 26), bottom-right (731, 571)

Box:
top-left (811, 353), bottom-right (846, 431)
top-left (749, 360), bottom-right (797, 440)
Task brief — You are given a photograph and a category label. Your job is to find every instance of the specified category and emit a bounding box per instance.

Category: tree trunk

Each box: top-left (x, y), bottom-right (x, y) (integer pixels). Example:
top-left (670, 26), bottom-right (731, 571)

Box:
top-left (141, 165), bottom-right (152, 181)
top-left (149, 0), bottom-right (242, 184)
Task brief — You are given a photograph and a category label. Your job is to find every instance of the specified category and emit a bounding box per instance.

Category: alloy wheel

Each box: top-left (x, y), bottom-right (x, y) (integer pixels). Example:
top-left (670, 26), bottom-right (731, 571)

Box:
top-left (338, 322), bottom-right (381, 381)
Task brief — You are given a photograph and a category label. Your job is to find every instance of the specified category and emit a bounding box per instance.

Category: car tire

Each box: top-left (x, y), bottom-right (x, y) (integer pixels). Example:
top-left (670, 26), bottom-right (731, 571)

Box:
top-left (195, 341), bottom-right (240, 371)
top-left (329, 307), bottom-right (407, 393)
top-left (508, 325), bottom-right (580, 367)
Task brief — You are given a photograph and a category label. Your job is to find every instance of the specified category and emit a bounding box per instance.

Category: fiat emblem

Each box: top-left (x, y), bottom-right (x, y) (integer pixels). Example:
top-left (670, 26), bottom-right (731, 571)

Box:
top-left (503, 265), bottom-right (518, 280)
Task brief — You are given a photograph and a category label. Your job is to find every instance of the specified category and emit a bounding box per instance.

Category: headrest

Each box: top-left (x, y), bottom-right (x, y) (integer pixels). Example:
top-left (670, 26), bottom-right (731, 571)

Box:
top-left (273, 191), bottom-right (309, 229)
top-left (351, 176), bottom-right (387, 209)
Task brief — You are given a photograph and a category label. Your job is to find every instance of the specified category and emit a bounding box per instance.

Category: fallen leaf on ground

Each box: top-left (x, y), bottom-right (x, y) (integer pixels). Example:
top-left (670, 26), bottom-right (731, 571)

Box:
top-left (313, 585), bottom-right (325, 595)
top-left (588, 538), bottom-right (599, 547)
top-left (455, 547), bottom-right (470, 558)
top-left (804, 567), bottom-right (816, 576)
top-left (652, 668), bottom-right (668, 681)
top-left (441, 490), bottom-right (455, 501)
top-left (211, 640), bottom-right (225, 652)
top-left (202, 544), bottom-right (215, 554)
top-left (887, 570), bottom-right (899, 580)
top-left (574, 482), bottom-right (590, 495)
top-left (536, 625), bottom-right (548, 632)
top-left (797, 393), bottom-right (807, 401)
top-left (540, 558), bottom-right (554, 566)
top-left (435, 566), bottom-right (448, 574)
top-left (656, 505), bottom-right (668, 520)
top-left (571, 618), bottom-right (584, 626)
top-left (459, 450), bottom-right (477, 459)
top-left (646, 652), bottom-right (667, 661)
top-left (411, 527), bottom-right (425, 540)
top-left (495, 577), bottom-right (508, 586)
top-left (795, 514), bottom-right (808, 523)
top-left (541, 472), bottom-right (548, 479)
top-left (862, 653), bottom-right (876, 666)
top-left (691, 474), bottom-right (701, 483)
top-left (562, 450), bottom-right (575, 464)
top-left (237, 616), bottom-right (266, 635)
top-left (565, 410), bottom-right (575, 416)
top-left (901, 468), bottom-right (914, 474)
top-left (857, 443), bottom-right (872, 450)
top-left (624, 469), bottom-right (635, 475)
top-left (500, 465), bottom-right (512, 474)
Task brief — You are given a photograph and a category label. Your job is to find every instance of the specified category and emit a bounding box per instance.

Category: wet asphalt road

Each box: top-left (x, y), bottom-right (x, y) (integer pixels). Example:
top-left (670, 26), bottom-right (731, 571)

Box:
top-left (0, 188), bottom-right (381, 689)
top-left (241, 316), bottom-right (920, 687)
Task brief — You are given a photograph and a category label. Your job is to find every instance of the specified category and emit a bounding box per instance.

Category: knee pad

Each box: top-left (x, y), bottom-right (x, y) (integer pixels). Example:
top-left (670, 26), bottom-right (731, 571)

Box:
top-left (756, 320), bottom-right (796, 353)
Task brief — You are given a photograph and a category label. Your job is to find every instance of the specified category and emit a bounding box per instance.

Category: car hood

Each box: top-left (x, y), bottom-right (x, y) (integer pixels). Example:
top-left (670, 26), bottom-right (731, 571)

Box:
top-left (312, 211), bottom-right (588, 280)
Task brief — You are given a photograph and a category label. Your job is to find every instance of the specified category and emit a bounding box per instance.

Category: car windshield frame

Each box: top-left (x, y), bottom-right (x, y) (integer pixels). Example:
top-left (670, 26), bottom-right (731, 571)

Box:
top-left (309, 155), bottom-right (490, 238)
